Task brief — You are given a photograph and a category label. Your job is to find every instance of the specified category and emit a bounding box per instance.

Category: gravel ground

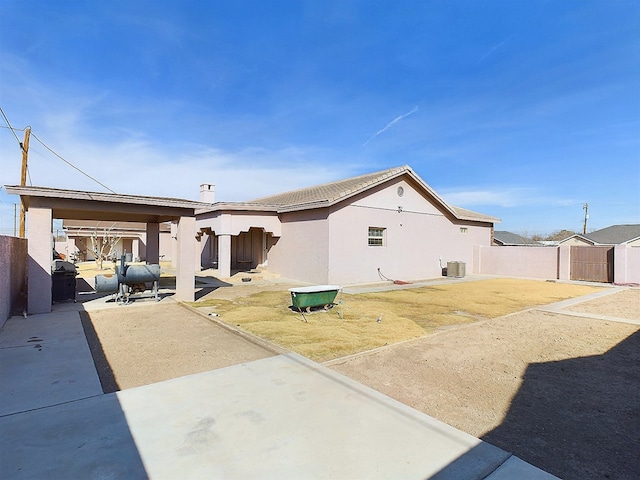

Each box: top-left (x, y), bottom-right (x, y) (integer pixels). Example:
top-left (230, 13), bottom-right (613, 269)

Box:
top-left (328, 287), bottom-right (640, 480)
top-left (81, 302), bottom-right (277, 392)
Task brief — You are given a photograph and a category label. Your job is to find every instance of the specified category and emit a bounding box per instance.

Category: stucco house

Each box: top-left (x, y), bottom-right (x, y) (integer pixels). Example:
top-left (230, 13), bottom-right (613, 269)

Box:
top-left (559, 224), bottom-right (640, 247)
top-left (195, 165), bottom-right (499, 285)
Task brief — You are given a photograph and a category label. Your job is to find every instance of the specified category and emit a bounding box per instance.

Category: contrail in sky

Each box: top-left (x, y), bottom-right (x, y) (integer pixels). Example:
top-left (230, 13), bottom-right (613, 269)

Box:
top-left (477, 34), bottom-right (516, 63)
top-left (363, 105), bottom-right (418, 146)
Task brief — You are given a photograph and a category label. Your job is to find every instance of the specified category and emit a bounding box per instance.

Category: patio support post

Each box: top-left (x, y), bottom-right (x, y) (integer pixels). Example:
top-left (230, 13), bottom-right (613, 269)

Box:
top-left (175, 215), bottom-right (195, 302)
top-left (27, 206), bottom-right (53, 314)
top-left (194, 234), bottom-right (202, 272)
top-left (218, 234), bottom-right (231, 278)
top-left (132, 238), bottom-right (140, 261)
top-left (146, 222), bottom-right (160, 264)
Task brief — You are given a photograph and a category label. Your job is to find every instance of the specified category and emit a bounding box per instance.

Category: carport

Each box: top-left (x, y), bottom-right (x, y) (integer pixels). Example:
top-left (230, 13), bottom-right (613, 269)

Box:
top-left (5, 185), bottom-right (203, 314)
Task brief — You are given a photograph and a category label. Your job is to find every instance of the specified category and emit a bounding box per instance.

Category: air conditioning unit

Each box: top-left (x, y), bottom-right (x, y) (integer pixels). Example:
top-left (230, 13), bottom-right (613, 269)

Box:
top-left (447, 261), bottom-right (466, 278)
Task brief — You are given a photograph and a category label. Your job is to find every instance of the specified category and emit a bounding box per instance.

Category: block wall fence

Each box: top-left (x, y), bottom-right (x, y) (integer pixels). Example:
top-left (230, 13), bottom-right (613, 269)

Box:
top-left (0, 235), bottom-right (27, 326)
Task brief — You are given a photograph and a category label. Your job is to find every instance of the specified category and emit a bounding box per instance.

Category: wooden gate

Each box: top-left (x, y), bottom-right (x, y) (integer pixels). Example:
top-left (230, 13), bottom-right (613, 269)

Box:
top-left (570, 246), bottom-right (614, 283)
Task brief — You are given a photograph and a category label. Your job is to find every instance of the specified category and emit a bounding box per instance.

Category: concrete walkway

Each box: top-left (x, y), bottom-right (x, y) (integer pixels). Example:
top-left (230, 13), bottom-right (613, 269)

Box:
top-left (0, 302), bottom-right (558, 479)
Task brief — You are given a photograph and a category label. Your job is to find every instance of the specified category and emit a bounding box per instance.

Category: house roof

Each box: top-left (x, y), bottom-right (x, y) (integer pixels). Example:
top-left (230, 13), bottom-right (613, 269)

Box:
top-left (493, 231), bottom-right (540, 246)
top-left (249, 165), bottom-right (500, 223)
top-left (580, 224), bottom-right (640, 245)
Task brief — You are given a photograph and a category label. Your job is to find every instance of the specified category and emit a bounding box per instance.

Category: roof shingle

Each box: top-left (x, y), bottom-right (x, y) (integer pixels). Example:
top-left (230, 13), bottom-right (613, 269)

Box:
top-left (250, 165), bottom-right (499, 223)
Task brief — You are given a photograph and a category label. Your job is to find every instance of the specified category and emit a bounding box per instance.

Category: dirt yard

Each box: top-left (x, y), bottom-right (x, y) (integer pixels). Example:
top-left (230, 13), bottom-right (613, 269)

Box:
top-left (81, 281), bottom-right (639, 480)
top-left (329, 287), bottom-right (639, 480)
top-left (81, 302), bottom-right (277, 392)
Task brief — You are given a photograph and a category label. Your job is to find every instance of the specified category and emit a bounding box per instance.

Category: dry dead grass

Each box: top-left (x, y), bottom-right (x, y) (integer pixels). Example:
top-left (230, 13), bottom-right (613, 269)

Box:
top-left (75, 261), bottom-right (174, 278)
top-left (193, 279), bottom-right (602, 362)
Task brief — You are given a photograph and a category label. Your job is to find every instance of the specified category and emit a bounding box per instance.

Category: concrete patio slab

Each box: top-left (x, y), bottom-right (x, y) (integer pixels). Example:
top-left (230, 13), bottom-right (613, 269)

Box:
top-left (0, 352), bottom-right (557, 479)
top-left (0, 310), bottom-right (102, 416)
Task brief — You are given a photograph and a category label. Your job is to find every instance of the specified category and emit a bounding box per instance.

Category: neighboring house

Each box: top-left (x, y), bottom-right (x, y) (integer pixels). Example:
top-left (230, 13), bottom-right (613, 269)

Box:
top-left (60, 219), bottom-right (173, 262)
top-left (195, 165), bottom-right (500, 285)
top-left (560, 224), bottom-right (640, 247)
top-left (493, 231), bottom-right (541, 246)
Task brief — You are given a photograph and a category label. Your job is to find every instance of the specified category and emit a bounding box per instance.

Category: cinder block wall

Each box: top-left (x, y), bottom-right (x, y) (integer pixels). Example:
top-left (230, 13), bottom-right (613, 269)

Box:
top-left (0, 235), bottom-right (27, 326)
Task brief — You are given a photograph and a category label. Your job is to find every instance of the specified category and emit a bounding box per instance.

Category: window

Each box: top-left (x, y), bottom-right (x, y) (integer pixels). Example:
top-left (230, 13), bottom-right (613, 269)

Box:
top-left (368, 227), bottom-right (386, 246)
top-left (460, 227), bottom-right (468, 234)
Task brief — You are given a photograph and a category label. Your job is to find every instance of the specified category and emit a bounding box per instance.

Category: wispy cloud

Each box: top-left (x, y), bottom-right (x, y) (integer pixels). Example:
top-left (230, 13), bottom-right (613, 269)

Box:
top-left (363, 106), bottom-right (418, 146)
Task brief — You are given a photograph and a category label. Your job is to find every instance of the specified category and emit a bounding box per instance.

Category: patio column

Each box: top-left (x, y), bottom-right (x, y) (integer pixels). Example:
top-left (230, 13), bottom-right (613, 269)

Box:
top-left (218, 234), bottom-right (231, 278)
top-left (194, 235), bottom-right (202, 272)
top-left (132, 238), bottom-right (140, 262)
top-left (175, 215), bottom-right (195, 302)
top-left (146, 222), bottom-right (160, 264)
top-left (171, 222), bottom-right (178, 268)
top-left (28, 206), bottom-right (53, 314)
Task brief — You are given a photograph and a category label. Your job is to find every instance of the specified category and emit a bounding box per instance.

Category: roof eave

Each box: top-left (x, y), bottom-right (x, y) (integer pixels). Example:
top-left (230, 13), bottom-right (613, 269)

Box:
top-left (196, 202), bottom-right (280, 215)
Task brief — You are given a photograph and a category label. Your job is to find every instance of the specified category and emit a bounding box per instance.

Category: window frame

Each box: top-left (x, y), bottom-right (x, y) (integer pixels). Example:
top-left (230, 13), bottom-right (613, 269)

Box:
top-left (368, 227), bottom-right (386, 246)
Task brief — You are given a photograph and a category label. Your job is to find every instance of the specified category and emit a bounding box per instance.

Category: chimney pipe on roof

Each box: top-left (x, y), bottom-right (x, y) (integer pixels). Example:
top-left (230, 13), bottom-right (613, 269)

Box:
top-left (200, 184), bottom-right (215, 203)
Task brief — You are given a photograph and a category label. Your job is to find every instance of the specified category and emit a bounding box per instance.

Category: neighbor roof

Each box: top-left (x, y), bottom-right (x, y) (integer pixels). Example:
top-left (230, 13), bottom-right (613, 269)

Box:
top-left (583, 224), bottom-right (640, 245)
top-left (250, 165), bottom-right (500, 223)
top-left (493, 231), bottom-right (540, 246)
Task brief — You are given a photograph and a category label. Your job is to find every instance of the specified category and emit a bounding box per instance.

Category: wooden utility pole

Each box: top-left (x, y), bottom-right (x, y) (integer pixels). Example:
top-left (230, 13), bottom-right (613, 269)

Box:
top-left (19, 126), bottom-right (31, 238)
top-left (582, 202), bottom-right (589, 235)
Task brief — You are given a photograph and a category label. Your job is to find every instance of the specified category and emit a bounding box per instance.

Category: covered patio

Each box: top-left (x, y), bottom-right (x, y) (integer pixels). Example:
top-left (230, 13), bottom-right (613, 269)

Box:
top-left (196, 203), bottom-right (282, 278)
top-left (5, 185), bottom-right (205, 314)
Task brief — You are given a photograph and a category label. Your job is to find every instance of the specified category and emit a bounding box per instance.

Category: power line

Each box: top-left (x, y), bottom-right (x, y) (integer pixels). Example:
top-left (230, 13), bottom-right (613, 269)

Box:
top-left (30, 132), bottom-right (116, 194)
top-left (0, 107), bottom-right (25, 150)
top-left (0, 108), bottom-right (116, 194)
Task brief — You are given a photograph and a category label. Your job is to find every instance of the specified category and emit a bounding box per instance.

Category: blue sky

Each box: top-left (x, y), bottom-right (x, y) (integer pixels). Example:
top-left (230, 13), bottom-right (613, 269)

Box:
top-left (1, 0), bottom-right (638, 236)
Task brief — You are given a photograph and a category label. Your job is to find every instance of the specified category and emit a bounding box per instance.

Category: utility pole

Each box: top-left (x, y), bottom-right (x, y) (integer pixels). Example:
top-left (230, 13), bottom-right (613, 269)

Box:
top-left (582, 202), bottom-right (589, 235)
top-left (19, 126), bottom-right (30, 238)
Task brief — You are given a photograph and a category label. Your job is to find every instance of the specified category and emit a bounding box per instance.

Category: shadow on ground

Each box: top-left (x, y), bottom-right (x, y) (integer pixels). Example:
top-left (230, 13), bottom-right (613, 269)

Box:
top-left (194, 275), bottom-right (233, 300)
top-left (481, 330), bottom-right (639, 480)
top-left (80, 311), bottom-right (119, 394)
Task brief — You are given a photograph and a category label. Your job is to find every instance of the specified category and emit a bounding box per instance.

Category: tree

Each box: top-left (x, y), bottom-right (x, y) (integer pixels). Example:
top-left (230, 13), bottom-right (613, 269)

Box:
top-left (545, 229), bottom-right (576, 241)
top-left (90, 228), bottom-right (122, 269)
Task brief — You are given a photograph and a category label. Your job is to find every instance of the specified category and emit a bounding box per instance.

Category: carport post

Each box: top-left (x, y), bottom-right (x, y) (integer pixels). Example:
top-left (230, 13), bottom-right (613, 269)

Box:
top-left (175, 216), bottom-right (195, 302)
top-left (27, 206), bottom-right (53, 314)
top-left (146, 222), bottom-right (160, 264)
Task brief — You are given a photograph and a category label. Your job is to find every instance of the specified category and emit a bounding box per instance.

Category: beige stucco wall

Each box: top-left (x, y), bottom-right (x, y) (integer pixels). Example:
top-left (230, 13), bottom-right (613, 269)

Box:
top-left (196, 211), bottom-right (281, 237)
top-left (328, 179), bottom-right (491, 284)
top-left (267, 209), bottom-right (330, 284)
top-left (614, 245), bottom-right (640, 284)
top-left (64, 233), bottom-right (171, 262)
top-left (267, 178), bottom-right (493, 285)
top-left (0, 235), bottom-right (27, 324)
top-left (475, 245), bottom-right (559, 279)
